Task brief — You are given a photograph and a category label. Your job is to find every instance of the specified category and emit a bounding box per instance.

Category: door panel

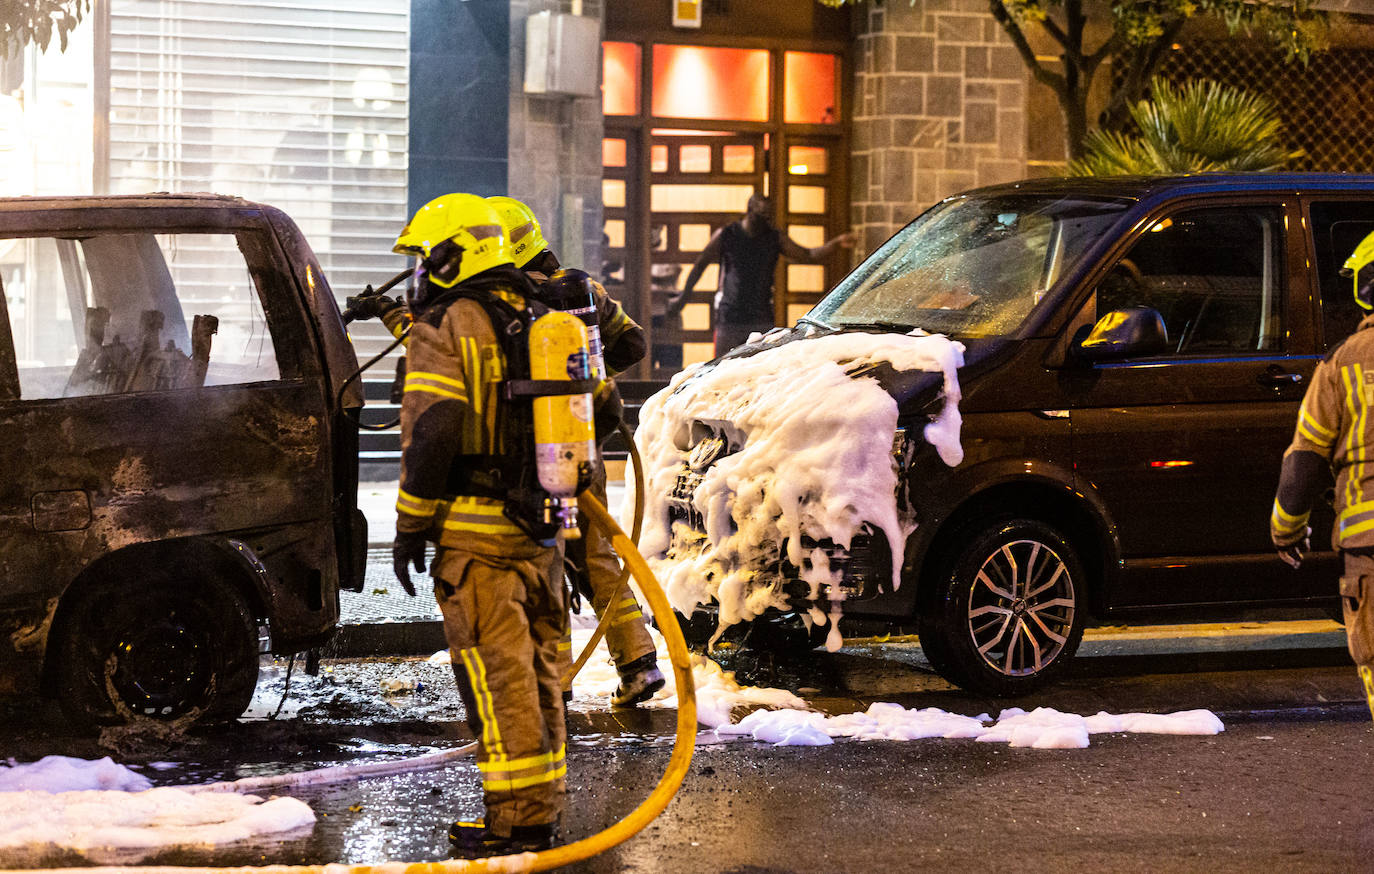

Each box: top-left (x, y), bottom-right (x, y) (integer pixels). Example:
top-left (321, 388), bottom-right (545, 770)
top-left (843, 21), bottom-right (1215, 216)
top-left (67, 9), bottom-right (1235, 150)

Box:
top-left (1068, 202), bottom-right (1336, 607)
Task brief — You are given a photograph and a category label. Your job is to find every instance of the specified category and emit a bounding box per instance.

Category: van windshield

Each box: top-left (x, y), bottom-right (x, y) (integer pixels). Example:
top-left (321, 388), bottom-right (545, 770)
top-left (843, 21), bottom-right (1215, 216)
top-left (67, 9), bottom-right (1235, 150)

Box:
top-left (808, 193), bottom-right (1132, 338)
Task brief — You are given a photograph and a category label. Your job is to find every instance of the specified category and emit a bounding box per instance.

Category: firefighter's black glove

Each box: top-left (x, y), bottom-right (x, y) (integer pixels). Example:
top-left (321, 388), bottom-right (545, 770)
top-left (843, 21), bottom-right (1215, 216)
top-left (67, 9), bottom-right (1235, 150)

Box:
top-left (1274, 526), bottom-right (1311, 570)
top-left (392, 531), bottom-right (428, 596)
top-left (345, 293), bottom-right (402, 322)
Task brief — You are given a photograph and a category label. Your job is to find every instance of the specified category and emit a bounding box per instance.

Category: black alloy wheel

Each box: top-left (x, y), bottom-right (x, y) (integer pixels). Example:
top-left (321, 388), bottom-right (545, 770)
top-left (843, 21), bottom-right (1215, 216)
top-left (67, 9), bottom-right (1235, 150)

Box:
top-left (920, 518), bottom-right (1086, 696)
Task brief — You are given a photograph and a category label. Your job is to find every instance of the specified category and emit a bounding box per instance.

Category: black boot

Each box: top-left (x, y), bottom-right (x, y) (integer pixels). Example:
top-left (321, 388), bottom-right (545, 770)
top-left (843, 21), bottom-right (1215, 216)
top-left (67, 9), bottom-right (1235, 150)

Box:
top-left (448, 819), bottom-right (560, 858)
top-left (613, 652), bottom-right (666, 707)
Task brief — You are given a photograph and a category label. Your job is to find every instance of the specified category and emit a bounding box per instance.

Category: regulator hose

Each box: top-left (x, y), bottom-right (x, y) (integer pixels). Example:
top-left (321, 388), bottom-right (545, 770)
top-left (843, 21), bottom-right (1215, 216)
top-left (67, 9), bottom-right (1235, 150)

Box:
top-left (563, 421), bottom-right (647, 688)
top-left (31, 493), bottom-right (697, 874)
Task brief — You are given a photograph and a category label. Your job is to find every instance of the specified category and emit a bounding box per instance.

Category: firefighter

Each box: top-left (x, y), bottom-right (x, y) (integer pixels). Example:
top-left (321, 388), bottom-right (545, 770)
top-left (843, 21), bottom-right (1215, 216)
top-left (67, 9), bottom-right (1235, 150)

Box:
top-left (390, 193), bottom-right (573, 855)
top-left (487, 195), bottom-right (666, 707)
top-left (1270, 230), bottom-right (1374, 721)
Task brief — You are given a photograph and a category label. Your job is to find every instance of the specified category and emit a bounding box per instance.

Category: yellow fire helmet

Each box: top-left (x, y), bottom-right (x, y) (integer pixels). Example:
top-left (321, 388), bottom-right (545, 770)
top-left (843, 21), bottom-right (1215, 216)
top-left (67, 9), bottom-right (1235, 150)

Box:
top-left (1342, 228), bottom-right (1374, 312)
top-left (393, 193), bottom-right (513, 288)
top-left (486, 195), bottom-right (550, 269)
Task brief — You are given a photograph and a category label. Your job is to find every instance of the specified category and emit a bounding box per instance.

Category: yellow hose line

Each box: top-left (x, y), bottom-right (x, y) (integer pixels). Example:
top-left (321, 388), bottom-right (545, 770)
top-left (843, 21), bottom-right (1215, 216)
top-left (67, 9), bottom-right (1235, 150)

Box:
top-left (16, 493), bottom-right (697, 874)
top-left (563, 423), bottom-right (648, 688)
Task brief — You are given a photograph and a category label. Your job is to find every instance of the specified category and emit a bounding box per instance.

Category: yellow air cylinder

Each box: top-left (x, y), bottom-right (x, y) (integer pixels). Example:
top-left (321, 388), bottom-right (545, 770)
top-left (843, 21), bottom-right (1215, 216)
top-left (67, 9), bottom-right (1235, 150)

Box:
top-left (528, 310), bottom-right (597, 500)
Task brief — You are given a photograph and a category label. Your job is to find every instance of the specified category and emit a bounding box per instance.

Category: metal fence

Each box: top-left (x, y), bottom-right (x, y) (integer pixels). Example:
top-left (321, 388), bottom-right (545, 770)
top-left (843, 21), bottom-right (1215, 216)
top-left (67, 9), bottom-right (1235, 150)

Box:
top-left (1146, 40), bottom-right (1374, 172)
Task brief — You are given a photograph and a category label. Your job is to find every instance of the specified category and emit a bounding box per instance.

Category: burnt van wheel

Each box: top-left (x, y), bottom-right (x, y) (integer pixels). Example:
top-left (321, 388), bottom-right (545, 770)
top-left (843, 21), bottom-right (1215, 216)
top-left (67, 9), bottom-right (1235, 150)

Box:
top-left (54, 574), bottom-right (259, 729)
top-left (920, 519), bottom-right (1086, 697)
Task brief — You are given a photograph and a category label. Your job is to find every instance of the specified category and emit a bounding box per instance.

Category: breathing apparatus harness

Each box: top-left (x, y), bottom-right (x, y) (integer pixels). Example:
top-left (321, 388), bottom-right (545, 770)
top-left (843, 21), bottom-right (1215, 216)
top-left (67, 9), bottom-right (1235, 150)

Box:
top-left (412, 268), bottom-right (599, 543)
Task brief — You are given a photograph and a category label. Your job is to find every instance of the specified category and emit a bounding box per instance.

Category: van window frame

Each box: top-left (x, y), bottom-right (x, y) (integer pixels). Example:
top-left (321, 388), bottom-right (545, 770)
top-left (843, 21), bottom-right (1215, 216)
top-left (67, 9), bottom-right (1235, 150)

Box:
top-left (0, 214), bottom-right (312, 402)
top-left (1299, 195), bottom-right (1374, 352)
top-left (1063, 194), bottom-right (1314, 363)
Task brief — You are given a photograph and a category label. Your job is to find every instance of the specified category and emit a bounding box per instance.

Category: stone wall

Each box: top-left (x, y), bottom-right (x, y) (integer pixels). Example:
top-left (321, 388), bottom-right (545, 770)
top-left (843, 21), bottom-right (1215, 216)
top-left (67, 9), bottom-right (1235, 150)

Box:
top-left (508, 0), bottom-right (605, 272)
top-left (850, 0), bottom-right (1028, 251)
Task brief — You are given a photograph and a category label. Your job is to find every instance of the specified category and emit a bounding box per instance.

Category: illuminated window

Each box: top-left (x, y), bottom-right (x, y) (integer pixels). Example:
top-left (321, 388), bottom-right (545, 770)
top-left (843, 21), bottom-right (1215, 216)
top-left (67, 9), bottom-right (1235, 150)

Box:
top-left (784, 51), bottom-right (838, 124)
top-left (680, 144), bottom-right (711, 173)
top-left (603, 179), bottom-right (627, 208)
top-left (788, 146), bottom-right (828, 176)
top-left (788, 225), bottom-right (825, 247)
top-left (788, 264), bottom-right (825, 292)
top-left (680, 223), bottom-right (712, 252)
top-left (603, 42), bottom-right (641, 116)
top-left (652, 184), bottom-right (755, 212)
top-left (722, 145), bottom-right (755, 173)
top-left (651, 144), bottom-right (669, 173)
top-left (604, 219), bottom-right (625, 248)
top-left (652, 45), bottom-right (769, 122)
top-left (789, 185), bottom-right (826, 214)
top-left (602, 138), bottom-right (627, 168)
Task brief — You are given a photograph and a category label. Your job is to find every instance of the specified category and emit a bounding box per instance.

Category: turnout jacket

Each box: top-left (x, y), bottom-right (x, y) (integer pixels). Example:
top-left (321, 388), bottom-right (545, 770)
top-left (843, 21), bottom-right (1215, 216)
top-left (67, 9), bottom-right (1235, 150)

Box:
top-left (1272, 313), bottom-right (1374, 551)
top-left (396, 270), bottom-right (536, 544)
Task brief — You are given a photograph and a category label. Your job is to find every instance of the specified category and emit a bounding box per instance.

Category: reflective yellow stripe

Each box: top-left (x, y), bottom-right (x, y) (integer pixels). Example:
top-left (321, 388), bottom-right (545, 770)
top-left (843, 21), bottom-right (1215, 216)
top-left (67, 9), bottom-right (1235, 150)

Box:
top-left (1272, 500), bottom-right (1309, 538)
top-left (1343, 517), bottom-right (1374, 540)
top-left (478, 745), bottom-right (564, 773)
top-left (1357, 364), bottom-right (1369, 516)
top-left (1338, 499), bottom-right (1374, 522)
top-left (1298, 407), bottom-right (1336, 447)
top-left (404, 378), bottom-right (467, 402)
top-left (482, 763), bottom-right (567, 793)
top-left (1344, 366), bottom-right (1361, 511)
top-left (396, 489), bottom-right (438, 517)
top-left (438, 497), bottom-right (523, 535)
top-left (441, 517), bottom-right (523, 535)
top-left (460, 649), bottom-right (505, 759)
top-left (1359, 665), bottom-right (1374, 721)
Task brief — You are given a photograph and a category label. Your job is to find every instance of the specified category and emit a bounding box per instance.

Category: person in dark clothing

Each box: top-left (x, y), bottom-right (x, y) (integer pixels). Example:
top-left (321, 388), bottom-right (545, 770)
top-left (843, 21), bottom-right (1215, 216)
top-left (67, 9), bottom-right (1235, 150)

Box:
top-left (672, 194), bottom-right (855, 356)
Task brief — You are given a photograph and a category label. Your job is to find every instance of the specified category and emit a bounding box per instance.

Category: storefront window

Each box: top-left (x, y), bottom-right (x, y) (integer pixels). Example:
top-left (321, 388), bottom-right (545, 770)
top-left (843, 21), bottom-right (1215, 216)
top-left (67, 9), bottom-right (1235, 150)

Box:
top-left (603, 42), bottom-right (641, 116)
top-left (784, 51), bottom-right (838, 125)
top-left (651, 45), bottom-right (769, 122)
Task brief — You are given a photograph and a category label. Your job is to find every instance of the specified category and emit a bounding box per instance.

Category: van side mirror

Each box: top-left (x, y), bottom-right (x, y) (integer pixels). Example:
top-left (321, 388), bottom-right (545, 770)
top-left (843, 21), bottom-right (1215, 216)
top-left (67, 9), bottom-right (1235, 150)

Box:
top-left (1076, 306), bottom-right (1168, 361)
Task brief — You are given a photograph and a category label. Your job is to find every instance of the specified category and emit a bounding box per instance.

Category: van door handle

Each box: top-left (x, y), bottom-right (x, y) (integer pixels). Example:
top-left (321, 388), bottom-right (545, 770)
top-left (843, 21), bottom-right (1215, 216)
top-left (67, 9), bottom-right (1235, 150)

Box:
top-left (1258, 366), bottom-right (1304, 388)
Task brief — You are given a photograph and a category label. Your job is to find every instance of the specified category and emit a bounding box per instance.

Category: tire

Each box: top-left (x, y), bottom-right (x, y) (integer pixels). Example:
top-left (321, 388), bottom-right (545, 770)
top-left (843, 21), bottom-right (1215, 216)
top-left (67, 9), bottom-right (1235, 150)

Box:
top-left (53, 571), bottom-right (259, 728)
top-left (919, 518), bottom-right (1086, 697)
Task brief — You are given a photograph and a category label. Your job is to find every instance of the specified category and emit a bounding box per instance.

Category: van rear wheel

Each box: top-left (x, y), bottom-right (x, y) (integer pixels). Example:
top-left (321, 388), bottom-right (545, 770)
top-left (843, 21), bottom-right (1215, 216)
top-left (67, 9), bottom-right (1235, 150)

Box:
top-left (919, 518), bottom-right (1085, 696)
top-left (53, 573), bottom-right (259, 729)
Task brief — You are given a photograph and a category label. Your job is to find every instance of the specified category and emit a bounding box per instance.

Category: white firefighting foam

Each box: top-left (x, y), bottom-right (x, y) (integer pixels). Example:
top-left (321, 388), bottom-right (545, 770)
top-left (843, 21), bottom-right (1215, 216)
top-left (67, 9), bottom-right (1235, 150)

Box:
top-left (0, 757), bottom-right (315, 864)
top-left (558, 625), bottom-right (1224, 747)
top-left (629, 330), bottom-right (965, 647)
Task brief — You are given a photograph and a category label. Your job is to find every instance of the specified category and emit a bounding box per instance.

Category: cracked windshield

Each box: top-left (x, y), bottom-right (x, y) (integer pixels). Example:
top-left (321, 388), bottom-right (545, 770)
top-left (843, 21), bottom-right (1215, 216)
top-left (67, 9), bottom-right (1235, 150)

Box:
top-left (810, 194), bottom-right (1131, 338)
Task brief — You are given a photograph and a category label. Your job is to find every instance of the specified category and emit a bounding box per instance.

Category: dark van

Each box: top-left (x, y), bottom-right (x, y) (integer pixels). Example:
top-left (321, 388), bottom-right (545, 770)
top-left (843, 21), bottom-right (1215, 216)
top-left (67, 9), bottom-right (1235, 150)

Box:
top-left (0, 194), bottom-right (366, 726)
top-left (659, 173), bottom-right (1373, 695)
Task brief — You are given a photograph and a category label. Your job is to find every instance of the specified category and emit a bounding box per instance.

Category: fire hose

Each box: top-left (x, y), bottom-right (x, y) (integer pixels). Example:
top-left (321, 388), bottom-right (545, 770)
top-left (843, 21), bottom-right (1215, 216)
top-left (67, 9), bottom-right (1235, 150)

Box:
top-left (22, 489), bottom-right (695, 874)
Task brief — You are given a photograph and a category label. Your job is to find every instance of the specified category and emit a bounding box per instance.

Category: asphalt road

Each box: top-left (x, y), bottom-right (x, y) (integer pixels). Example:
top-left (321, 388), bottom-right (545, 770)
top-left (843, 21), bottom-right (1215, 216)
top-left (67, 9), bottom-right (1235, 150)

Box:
top-left (2, 621), bottom-right (1370, 872)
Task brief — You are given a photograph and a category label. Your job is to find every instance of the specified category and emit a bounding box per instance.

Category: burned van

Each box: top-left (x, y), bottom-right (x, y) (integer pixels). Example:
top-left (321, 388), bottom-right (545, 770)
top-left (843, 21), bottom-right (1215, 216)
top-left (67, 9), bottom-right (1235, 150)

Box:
top-left (0, 194), bottom-right (366, 726)
top-left (641, 173), bottom-right (1372, 696)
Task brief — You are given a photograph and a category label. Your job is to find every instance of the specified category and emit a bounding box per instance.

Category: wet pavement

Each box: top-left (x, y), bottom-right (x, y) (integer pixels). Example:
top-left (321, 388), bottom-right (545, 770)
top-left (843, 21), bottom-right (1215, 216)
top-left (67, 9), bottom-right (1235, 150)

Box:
top-left (3, 482), bottom-right (1371, 870)
top-left (2, 617), bottom-right (1371, 870)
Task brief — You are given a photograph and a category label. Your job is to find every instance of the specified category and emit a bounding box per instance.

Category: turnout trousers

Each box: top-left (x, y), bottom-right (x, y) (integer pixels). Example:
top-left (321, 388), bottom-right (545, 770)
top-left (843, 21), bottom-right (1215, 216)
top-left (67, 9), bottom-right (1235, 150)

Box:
top-left (433, 535), bottom-right (567, 834)
top-left (1339, 550), bottom-right (1374, 720)
top-left (564, 461), bottom-right (656, 670)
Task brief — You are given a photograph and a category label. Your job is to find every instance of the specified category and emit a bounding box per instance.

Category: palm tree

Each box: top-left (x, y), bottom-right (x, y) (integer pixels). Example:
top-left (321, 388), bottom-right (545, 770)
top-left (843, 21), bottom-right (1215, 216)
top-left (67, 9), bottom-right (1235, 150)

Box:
top-left (1068, 76), bottom-right (1303, 176)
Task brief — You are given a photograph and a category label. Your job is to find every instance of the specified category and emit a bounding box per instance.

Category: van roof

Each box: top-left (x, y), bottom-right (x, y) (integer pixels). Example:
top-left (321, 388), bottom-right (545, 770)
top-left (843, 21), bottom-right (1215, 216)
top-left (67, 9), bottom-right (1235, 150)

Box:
top-left (964, 172), bottom-right (1374, 203)
top-left (0, 193), bottom-right (259, 212)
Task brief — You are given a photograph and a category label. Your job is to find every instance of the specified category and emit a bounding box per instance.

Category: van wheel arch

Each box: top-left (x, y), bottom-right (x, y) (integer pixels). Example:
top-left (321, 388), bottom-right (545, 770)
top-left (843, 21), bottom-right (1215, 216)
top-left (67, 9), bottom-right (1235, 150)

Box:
top-left (916, 481), bottom-right (1110, 621)
top-left (43, 539), bottom-right (266, 726)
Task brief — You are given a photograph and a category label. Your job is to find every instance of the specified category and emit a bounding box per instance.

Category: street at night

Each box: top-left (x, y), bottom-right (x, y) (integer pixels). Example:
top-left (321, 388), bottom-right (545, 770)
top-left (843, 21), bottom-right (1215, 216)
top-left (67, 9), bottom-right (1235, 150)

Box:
top-left (1, 603), bottom-right (1369, 872)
